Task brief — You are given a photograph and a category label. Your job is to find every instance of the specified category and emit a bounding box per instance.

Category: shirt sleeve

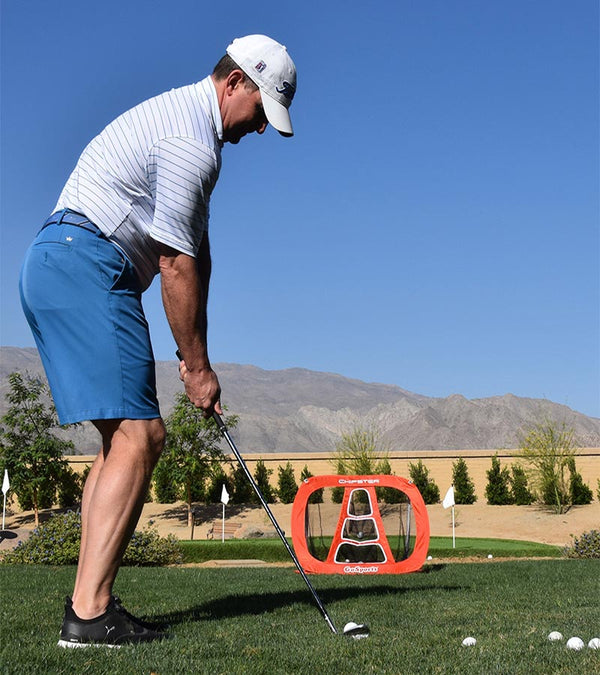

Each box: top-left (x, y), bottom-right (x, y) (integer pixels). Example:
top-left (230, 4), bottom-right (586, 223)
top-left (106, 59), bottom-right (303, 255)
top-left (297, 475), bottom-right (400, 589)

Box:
top-left (147, 136), bottom-right (220, 256)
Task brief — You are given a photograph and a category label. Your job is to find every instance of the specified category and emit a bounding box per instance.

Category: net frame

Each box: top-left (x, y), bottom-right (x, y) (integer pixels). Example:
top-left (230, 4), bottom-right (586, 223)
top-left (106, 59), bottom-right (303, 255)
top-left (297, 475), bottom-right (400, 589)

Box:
top-left (291, 475), bottom-right (430, 574)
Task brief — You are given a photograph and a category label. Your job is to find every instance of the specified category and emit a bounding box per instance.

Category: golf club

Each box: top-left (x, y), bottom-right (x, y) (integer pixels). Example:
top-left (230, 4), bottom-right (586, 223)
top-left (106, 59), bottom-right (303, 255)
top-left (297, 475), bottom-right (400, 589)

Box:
top-left (176, 351), bottom-right (369, 638)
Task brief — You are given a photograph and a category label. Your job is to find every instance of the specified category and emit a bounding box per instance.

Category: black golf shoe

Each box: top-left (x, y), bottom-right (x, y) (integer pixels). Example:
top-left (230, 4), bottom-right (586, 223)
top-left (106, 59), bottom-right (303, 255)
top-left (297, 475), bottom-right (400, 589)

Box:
top-left (57, 596), bottom-right (166, 648)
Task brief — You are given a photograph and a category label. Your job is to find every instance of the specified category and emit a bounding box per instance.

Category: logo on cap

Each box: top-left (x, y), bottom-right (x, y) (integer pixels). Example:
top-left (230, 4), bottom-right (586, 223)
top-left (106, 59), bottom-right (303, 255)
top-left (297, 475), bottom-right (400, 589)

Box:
top-left (254, 61), bottom-right (267, 73)
top-left (276, 81), bottom-right (296, 101)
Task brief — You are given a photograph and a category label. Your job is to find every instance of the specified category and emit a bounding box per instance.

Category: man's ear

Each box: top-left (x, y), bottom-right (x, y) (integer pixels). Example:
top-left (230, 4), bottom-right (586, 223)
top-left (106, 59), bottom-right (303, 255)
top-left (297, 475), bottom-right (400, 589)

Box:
top-left (225, 69), bottom-right (246, 95)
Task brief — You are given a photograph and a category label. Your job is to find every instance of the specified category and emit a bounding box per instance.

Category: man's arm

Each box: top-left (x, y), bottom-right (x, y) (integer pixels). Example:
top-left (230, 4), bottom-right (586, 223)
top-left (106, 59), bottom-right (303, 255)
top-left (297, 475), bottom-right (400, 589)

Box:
top-left (158, 233), bottom-right (222, 415)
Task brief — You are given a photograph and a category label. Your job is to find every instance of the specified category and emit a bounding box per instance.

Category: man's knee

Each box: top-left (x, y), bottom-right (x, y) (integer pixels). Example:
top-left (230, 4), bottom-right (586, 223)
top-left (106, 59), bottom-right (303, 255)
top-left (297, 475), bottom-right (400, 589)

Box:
top-left (144, 418), bottom-right (166, 462)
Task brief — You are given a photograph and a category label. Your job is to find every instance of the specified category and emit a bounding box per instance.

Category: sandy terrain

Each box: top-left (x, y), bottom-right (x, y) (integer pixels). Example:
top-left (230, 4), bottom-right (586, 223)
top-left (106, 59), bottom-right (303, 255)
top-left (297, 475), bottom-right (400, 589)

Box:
top-left (129, 500), bottom-right (599, 548)
top-left (3, 449), bottom-right (598, 552)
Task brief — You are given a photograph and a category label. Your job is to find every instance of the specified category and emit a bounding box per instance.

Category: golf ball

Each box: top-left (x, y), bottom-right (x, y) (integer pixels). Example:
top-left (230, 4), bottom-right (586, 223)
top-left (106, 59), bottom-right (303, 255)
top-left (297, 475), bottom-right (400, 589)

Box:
top-left (344, 622), bottom-right (358, 632)
top-left (588, 638), bottom-right (600, 650)
top-left (547, 631), bottom-right (563, 642)
top-left (462, 637), bottom-right (477, 647)
top-left (427, 555), bottom-right (433, 560)
top-left (566, 637), bottom-right (584, 651)
top-left (487, 554), bottom-right (493, 559)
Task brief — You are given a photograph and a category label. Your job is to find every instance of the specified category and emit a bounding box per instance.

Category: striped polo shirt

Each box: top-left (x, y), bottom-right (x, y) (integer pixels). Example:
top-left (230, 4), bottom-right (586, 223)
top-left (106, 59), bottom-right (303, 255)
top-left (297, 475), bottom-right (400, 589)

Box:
top-left (54, 76), bottom-right (223, 290)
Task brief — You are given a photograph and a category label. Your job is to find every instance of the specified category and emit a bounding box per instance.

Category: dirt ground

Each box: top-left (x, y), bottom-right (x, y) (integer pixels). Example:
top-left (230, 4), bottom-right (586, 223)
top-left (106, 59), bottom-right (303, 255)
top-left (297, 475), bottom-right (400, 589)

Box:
top-left (131, 500), bottom-right (599, 547)
top-left (3, 500), bottom-right (598, 553)
top-left (4, 448), bottom-right (598, 551)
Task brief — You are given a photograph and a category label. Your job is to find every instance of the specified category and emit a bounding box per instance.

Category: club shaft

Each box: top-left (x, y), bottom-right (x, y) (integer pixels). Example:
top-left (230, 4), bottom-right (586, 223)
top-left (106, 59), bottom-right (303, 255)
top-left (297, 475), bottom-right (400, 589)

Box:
top-left (212, 412), bottom-right (338, 634)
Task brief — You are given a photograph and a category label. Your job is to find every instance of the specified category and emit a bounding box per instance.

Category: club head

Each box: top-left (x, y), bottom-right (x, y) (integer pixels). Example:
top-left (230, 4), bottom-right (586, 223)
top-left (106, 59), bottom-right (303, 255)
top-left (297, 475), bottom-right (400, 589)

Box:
top-left (343, 622), bottom-right (370, 639)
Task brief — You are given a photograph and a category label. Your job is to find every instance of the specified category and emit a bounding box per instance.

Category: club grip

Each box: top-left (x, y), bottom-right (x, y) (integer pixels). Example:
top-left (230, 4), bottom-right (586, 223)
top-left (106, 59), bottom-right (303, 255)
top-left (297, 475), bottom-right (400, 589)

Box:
top-left (212, 412), bottom-right (226, 430)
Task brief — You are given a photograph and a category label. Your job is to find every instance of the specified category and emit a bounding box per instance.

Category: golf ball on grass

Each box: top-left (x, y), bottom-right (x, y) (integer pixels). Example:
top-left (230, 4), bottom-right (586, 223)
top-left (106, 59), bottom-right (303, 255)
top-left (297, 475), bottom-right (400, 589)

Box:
top-left (461, 637), bottom-right (477, 647)
top-left (547, 631), bottom-right (563, 642)
top-left (588, 638), bottom-right (600, 650)
top-left (566, 637), bottom-right (584, 651)
top-left (343, 622), bottom-right (370, 640)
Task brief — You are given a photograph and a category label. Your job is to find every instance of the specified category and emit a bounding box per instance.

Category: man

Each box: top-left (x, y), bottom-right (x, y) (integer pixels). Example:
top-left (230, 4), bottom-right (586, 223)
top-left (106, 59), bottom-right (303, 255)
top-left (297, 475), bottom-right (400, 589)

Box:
top-left (19, 34), bottom-right (297, 648)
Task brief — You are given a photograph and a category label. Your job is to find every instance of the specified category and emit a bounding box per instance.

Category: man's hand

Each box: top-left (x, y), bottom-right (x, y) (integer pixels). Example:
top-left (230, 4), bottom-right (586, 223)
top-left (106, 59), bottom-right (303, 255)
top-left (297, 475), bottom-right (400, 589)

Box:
top-left (178, 357), bottom-right (222, 417)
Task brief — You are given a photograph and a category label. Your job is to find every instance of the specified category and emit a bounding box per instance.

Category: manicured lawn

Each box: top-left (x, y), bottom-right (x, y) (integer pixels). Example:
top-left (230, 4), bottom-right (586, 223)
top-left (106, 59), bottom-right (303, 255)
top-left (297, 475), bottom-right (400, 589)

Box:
top-left (1, 560), bottom-right (598, 674)
top-left (179, 535), bottom-right (561, 563)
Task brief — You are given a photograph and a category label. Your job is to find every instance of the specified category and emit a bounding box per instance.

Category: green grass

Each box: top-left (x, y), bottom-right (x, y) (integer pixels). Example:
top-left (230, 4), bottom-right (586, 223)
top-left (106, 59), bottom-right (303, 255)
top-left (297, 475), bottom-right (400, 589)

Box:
top-left (1, 560), bottom-right (598, 674)
top-left (179, 536), bottom-right (561, 563)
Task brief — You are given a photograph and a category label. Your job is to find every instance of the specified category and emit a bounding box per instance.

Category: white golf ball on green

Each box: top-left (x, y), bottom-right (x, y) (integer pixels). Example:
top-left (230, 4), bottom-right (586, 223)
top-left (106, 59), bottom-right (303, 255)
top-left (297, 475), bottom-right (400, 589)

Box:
top-left (588, 637), bottom-right (600, 650)
top-left (566, 637), bottom-right (584, 651)
top-left (462, 637), bottom-right (476, 647)
top-left (547, 631), bottom-right (563, 641)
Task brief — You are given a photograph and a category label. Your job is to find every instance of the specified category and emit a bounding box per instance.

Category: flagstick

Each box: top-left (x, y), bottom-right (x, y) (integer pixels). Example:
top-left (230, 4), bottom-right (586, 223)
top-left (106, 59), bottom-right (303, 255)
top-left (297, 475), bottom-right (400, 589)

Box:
top-left (222, 502), bottom-right (225, 543)
top-left (2, 492), bottom-right (6, 530)
top-left (452, 505), bottom-right (456, 549)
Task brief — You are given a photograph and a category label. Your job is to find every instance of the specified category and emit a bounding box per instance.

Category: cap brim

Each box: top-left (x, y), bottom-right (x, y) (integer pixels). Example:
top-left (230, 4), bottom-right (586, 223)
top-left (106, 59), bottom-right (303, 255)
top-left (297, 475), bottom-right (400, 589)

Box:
top-left (260, 90), bottom-right (293, 137)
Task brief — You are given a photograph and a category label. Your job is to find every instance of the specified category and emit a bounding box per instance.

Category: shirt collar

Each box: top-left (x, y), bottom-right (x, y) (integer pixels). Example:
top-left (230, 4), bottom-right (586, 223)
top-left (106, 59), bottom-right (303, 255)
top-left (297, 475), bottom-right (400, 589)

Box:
top-left (199, 75), bottom-right (223, 147)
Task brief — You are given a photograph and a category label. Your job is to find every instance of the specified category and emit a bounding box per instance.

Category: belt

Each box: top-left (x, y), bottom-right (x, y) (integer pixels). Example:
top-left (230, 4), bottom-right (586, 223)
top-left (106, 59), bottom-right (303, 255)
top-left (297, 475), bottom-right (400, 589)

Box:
top-left (41, 209), bottom-right (100, 235)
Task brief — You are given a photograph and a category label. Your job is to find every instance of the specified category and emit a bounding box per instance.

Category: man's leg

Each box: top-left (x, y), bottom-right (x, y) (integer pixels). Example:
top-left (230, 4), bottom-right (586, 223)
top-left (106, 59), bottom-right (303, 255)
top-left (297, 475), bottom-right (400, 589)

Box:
top-left (71, 417), bottom-right (165, 620)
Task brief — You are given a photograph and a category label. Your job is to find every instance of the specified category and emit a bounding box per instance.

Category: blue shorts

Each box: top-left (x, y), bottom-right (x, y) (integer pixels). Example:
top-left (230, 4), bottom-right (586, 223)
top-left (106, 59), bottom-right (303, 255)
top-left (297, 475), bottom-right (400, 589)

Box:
top-left (19, 210), bottom-right (161, 425)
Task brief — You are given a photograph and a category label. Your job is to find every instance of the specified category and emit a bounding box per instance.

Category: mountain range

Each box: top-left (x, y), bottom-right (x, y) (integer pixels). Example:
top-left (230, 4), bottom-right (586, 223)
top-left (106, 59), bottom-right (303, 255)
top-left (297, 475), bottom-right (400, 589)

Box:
top-left (1, 346), bottom-right (599, 454)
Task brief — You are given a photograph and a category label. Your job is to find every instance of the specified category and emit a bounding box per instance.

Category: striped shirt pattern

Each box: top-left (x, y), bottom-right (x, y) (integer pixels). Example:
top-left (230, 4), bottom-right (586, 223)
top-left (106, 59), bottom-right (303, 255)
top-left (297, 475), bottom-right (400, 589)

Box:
top-left (55, 76), bottom-right (223, 290)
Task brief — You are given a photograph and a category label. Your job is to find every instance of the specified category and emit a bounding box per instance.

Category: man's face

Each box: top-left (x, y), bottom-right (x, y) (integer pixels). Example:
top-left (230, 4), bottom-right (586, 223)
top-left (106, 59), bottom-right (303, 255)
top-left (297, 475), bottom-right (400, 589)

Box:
top-left (221, 78), bottom-right (269, 144)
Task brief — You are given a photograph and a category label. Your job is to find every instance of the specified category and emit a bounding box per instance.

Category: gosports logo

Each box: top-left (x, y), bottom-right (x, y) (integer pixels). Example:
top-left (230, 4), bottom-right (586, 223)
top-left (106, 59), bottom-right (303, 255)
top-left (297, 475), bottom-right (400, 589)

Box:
top-left (276, 81), bottom-right (296, 101)
top-left (343, 565), bottom-right (379, 574)
top-left (338, 478), bottom-right (381, 485)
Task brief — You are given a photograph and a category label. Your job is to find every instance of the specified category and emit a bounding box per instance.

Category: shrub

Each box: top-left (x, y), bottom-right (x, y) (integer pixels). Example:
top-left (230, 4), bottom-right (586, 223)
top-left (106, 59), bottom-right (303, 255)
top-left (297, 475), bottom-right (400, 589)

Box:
top-left (563, 529), bottom-right (600, 559)
top-left (205, 466), bottom-right (230, 504)
top-left (122, 524), bottom-right (183, 566)
top-left (152, 458), bottom-right (179, 503)
top-left (277, 462), bottom-right (298, 504)
top-left (510, 464), bottom-right (534, 505)
top-left (567, 457), bottom-right (593, 505)
top-left (57, 467), bottom-right (83, 508)
top-left (408, 460), bottom-right (440, 505)
top-left (376, 458), bottom-right (406, 503)
top-left (300, 465), bottom-right (323, 504)
top-left (1, 511), bottom-right (182, 566)
top-left (485, 454), bottom-right (513, 505)
top-left (1, 509), bottom-right (81, 564)
top-left (331, 459), bottom-right (346, 504)
top-left (452, 458), bottom-right (477, 504)
top-left (231, 463), bottom-right (254, 504)
top-left (252, 460), bottom-right (276, 504)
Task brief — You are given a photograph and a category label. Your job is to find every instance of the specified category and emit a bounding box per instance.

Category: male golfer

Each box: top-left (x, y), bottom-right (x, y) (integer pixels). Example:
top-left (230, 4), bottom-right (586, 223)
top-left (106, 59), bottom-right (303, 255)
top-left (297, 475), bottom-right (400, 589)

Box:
top-left (19, 34), bottom-right (297, 648)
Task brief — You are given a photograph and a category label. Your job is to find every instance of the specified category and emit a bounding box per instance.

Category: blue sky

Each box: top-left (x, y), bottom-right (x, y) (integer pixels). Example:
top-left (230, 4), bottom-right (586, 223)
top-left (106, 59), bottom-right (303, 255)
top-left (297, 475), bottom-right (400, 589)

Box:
top-left (1, 0), bottom-right (598, 418)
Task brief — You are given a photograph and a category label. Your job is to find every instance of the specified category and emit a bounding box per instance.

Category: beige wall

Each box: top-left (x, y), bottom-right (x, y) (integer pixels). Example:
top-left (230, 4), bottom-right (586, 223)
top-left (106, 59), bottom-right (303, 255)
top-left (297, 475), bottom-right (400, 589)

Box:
top-left (68, 448), bottom-right (600, 500)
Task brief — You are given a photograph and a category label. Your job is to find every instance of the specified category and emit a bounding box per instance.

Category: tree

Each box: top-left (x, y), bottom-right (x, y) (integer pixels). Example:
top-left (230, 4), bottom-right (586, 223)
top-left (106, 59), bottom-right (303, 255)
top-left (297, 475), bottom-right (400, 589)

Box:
top-left (485, 454), bottom-right (513, 505)
top-left (377, 457), bottom-right (406, 503)
top-left (277, 462), bottom-right (298, 504)
top-left (332, 425), bottom-right (387, 475)
top-left (518, 419), bottom-right (578, 514)
top-left (252, 459), bottom-right (276, 503)
top-left (567, 457), bottom-right (593, 505)
top-left (300, 465), bottom-right (323, 504)
top-left (231, 463), bottom-right (254, 504)
top-left (0, 373), bottom-right (76, 525)
top-left (408, 460), bottom-right (440, 504)
top-left (509, 464), bottom-right (534, 505)
top-left (154, 393), bottom-right (236, 531)
top-left (205, 465), bottom-right (232, 504)
top-left (452, 458), bottom-right (477, 504)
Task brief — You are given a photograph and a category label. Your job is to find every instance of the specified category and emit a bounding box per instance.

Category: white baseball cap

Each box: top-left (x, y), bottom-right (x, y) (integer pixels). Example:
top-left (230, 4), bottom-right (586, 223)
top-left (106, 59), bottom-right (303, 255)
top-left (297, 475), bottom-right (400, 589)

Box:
top-left (226, 34), bottom-right (297, 137)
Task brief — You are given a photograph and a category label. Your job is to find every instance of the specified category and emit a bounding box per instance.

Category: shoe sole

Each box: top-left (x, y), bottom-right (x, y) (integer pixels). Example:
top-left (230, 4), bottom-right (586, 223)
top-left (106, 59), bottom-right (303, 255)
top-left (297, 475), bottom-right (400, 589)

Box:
top-left (57, 639), bottom-right (120, 649)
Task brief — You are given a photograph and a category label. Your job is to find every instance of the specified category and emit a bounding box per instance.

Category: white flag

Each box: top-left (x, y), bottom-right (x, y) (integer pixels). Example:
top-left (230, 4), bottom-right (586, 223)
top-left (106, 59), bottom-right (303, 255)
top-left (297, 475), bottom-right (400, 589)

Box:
top-left (220, 484), bottom-right (230, 505)
top-left (442, 485), bottom-right (455, 509)
top-left (1, 470), bottom-right (9, 495)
